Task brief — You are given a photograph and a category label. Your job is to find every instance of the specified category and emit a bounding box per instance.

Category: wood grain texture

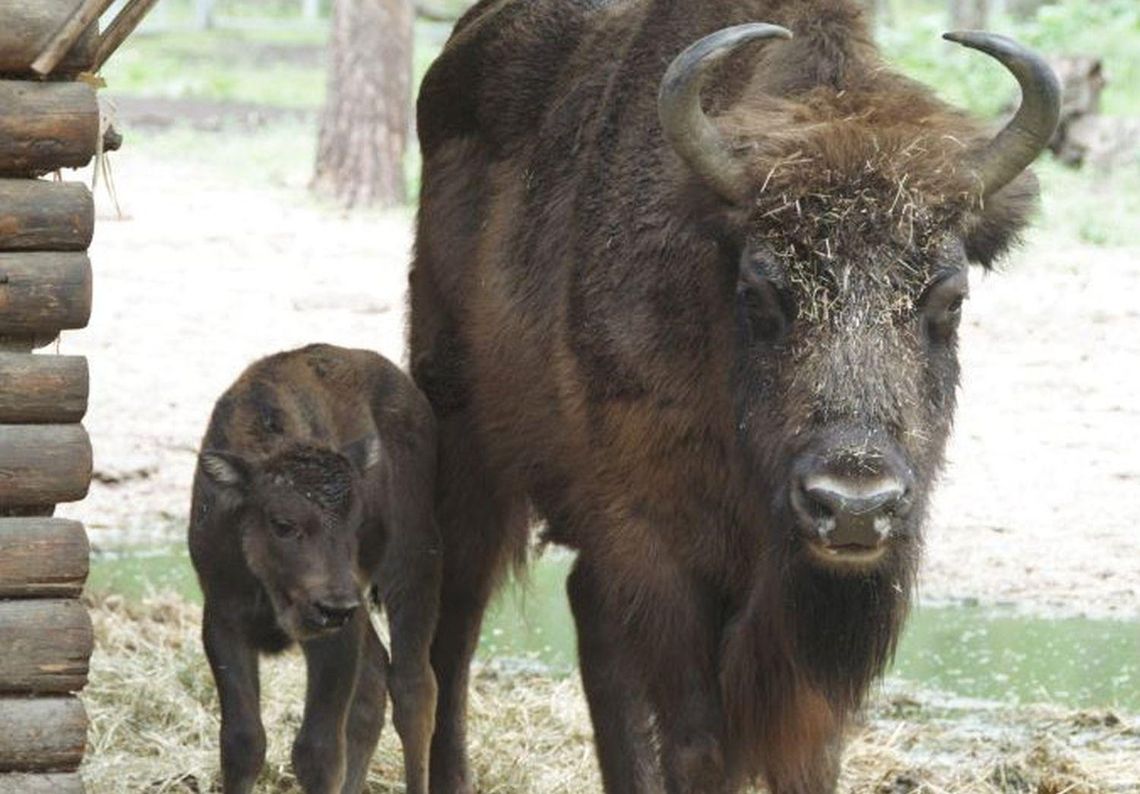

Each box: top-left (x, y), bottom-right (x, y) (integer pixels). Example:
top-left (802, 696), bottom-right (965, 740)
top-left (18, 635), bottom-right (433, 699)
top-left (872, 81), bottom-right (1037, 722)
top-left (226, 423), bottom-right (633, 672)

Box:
top-left (0, 1), bottom-right (99, 77)
top-left (0, 354), bottom-right (88, 423)
top-left (31, 0), bottom-right (114, 77)
top-left (0, 252), bottom-right (92, 335)
top-left (0, 600), bottom-right (92, 694)
top-left (0, 180), bottom-right (93, 251)
top-left (0, 772), bottom-right (84, 793)
top-left (0, 424), bottom-right (91, 506)
top-left (0, 82), bottom-right (99, 176)
top-left (0, 696), bottom-right (87, 771)
top-left (0, 519), bottom-right (89, 598)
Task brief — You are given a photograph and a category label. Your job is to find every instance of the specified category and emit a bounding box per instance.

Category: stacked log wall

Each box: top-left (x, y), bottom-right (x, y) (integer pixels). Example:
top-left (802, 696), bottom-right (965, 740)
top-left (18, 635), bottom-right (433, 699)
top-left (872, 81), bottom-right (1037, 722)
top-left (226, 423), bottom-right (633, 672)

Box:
top-left (0, 3), bottom-right (105, 788)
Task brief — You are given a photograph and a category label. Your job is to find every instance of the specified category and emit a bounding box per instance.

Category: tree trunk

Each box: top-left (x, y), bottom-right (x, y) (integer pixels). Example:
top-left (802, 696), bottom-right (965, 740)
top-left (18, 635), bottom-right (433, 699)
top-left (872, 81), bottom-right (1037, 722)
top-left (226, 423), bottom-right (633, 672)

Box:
top-left (1006, 0), bottom-right (1048, 20)
top-left (312, 0), bottom-right (413, 209)
top-left (950, 0), bottom-right (988, 29)
top-left (194, 0), bottom-right (215, 30)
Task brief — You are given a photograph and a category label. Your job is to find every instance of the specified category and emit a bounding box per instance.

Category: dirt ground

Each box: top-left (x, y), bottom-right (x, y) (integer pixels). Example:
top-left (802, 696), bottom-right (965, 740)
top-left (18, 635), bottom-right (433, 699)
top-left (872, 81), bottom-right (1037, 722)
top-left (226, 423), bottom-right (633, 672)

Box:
top-left (53, 118), bottom-right (1140, 621)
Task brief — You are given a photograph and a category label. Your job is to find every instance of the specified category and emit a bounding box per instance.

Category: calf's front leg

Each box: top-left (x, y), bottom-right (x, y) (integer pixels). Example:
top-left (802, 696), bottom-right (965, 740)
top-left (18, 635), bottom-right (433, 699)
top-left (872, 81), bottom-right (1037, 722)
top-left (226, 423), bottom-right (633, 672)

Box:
top-left (340, 619), bottom-right (389, 794)
top-left (294, 613), bottom-right (365, 794)
top-left (378, 527), bottom-right (440, 794)
top-left (202, 603), bottom-right (266, 794)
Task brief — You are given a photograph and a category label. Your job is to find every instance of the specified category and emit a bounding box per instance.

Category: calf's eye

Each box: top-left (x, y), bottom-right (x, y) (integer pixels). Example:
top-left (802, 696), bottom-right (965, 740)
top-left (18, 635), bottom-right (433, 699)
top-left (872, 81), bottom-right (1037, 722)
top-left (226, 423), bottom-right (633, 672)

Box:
top-left (271, 519), bottom-right (299, 539)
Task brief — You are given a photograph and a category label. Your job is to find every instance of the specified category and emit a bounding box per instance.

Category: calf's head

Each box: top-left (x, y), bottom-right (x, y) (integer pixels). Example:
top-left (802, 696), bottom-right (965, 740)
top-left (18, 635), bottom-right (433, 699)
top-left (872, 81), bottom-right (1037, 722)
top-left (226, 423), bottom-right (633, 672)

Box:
top-left (659, 27), bottom-right (1058, 574)
top-left (199, 438), bottom-right (381, 639)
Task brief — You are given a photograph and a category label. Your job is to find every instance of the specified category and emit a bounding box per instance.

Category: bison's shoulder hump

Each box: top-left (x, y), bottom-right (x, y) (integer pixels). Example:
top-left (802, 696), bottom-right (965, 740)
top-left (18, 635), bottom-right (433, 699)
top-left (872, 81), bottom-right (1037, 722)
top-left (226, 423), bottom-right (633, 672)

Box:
top-left (418, 0), bottom-right (597, 155)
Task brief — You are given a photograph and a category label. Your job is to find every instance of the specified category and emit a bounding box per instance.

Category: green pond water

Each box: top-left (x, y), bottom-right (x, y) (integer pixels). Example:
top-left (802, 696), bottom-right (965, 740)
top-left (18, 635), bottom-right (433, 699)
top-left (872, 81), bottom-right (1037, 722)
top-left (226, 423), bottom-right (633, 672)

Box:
top-left (89, 546), bottom-right (1139, 710)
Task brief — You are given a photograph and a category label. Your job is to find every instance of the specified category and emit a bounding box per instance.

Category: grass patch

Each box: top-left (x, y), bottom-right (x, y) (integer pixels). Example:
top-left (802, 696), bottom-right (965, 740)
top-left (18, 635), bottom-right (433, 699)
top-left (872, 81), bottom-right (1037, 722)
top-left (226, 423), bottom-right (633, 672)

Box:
top-left (1032, 157), bottom-right (1140, 249)
top-left (102, 27), bottom-right (329, 110)
top-left (882, 0), bottom-right (1140, 118)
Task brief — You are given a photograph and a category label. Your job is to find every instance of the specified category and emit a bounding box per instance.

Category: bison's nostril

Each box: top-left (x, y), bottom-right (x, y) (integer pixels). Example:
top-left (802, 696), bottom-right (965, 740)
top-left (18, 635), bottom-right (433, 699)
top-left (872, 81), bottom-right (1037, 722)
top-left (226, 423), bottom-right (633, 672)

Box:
top-left (313, 600), bottom-right (359, 628)
top-left (791, 472), bottom-right (909, 550)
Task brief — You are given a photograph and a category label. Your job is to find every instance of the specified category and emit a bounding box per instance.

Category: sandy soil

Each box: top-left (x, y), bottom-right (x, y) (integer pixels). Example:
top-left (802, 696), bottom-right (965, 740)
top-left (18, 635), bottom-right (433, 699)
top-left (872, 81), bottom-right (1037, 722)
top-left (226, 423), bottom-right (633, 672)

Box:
top-left (55, 134), bottom-right (1140, 620)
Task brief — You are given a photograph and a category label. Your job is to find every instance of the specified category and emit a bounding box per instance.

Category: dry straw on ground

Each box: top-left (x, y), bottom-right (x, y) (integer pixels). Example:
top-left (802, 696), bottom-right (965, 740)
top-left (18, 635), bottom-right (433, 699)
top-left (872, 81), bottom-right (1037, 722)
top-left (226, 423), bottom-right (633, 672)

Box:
top-left (82, 595), bottom-right (1138, 793)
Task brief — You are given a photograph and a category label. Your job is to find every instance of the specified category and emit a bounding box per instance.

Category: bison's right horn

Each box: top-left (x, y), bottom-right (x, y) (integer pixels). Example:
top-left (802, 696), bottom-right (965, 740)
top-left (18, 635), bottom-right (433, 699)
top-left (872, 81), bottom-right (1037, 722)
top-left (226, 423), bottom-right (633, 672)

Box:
top-left (943, 31), bottom-right (1061, 197)
top-left (658, 23), bottom-right (792, 204)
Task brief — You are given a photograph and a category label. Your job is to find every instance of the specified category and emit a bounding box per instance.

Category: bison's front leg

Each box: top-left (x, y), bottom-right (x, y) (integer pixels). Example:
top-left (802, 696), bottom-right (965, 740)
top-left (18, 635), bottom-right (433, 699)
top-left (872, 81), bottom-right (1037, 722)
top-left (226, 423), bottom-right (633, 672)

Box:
top-left (202, 602), bottom-right (266, 794)
top-left (568, 558), bottom-right (665, 794)
top-left (574, 554), bottom-right (732, 794)
top-left (294, 612), bottom-right (365, 794)
top-left (644, 592), bottom-right (733, 794)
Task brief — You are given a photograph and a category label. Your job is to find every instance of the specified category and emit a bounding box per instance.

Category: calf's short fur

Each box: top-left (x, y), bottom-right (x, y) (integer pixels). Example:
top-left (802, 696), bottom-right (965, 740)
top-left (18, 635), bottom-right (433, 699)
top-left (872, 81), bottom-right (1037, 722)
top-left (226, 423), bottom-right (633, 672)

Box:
top-left (189, 344), bottom-right (440, 794)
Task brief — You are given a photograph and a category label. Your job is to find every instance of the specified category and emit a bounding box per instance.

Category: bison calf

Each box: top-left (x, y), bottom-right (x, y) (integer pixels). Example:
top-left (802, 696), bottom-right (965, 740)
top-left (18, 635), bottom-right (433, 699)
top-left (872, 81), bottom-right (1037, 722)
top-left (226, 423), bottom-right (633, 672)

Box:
top-left (189, 344), bottom-right (440, 794)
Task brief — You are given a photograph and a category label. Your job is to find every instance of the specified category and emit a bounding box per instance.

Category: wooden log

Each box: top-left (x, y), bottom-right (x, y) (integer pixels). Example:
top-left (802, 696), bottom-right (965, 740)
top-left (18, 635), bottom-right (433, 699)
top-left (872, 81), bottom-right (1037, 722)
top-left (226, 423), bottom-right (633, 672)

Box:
top-left (0, 425), bottom-right (91, 506)
top-left (0, 338), bottom-right (34, 354)
top-left (32, 0), bottom-right (116, 77)
top-left (0, 600), bottom-right (92, 694)
top-left (93, 0), bottom-right (163, 72)
top-left (0, 1), bottom-right (99, 77)
top-left (0, 696), bottom-right (87, 772)
top-left (0, 83), bottom-right (99, 177)
top-left (0, 253), bottom-right (92, 336)
top-left (0, 772), bottom-right (84, 793)
top-left (0, 181), bottom-right (93, 252)
top-left (0, 519), bottom-right (89, 598)
top-left (0, 354), bottom-right (88, 423)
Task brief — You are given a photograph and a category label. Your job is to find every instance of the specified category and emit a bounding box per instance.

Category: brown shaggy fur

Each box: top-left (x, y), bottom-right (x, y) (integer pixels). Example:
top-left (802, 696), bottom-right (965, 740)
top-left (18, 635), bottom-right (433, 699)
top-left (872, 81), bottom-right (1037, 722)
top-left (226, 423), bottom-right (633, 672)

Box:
top-left (189, 344), bottom-right (440, 794)
top-left (410, 1), bottom-right (1042, 792)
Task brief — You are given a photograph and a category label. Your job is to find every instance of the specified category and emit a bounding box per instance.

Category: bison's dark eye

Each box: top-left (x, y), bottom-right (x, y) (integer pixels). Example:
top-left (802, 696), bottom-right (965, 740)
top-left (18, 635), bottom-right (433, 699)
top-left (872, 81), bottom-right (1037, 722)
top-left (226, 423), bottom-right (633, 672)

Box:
top-left (920, 268), bottom-right (968, 342)
top-left (270, 518), bottom-right (299, 540)
top-left (738, 269), bottom-right (794, 344)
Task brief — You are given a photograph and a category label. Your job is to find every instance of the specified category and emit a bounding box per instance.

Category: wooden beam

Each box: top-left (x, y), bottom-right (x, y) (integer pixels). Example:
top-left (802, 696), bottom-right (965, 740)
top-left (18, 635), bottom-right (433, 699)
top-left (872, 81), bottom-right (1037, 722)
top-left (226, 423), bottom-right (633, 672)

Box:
top-left (0, 82), bottom-right (99, 177)
top-left (0, 600), bottom-right (92, 694)
top-left (0, 519), bottom-right (89, 598)
top-left (0, 180), bottom-right (93, 252)
top-left (0, 425), bottom-right (92, 506)
top-left (0, 697), bottom-right (87, 772)
top-left (31, 0), bottom-right (116, 77)
top-left (0, 253), bottom-right (92, 336)
top-left (0, 773), bottom-right (84, 793)
top-left (0, 354), bottom-right (88, 424)
top-left (0, 1), bottom-right (100, 77)
top-left (93, 0), bottom-right (163, 72)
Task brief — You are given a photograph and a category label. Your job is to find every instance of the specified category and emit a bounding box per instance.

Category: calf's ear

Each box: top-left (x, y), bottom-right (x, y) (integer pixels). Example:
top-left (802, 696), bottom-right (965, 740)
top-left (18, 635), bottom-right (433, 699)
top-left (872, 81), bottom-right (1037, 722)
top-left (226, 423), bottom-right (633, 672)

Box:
top-left (342, 434), bottom-right (382, 473)
top-left (199, 450), bottom-right (252, 493)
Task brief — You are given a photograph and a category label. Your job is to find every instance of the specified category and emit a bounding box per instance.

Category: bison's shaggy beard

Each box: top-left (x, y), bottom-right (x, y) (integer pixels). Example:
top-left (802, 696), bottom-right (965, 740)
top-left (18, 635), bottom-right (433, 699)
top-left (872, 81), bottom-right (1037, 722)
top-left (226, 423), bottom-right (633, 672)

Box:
top-left (718, 513), bottom-right (920, 787)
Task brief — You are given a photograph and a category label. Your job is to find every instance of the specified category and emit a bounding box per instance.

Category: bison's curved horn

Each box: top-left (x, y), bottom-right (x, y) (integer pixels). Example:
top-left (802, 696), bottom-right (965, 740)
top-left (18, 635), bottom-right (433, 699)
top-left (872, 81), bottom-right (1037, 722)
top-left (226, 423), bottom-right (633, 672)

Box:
top-left (659, 23), bottom-right (792, 204)
top-left (943, 31), bottom-right (1061, 197)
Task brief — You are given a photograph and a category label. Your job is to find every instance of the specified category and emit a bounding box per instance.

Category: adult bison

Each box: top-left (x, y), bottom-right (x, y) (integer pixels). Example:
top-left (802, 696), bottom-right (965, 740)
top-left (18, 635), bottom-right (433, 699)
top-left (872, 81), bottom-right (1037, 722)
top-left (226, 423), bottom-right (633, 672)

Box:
top-left (409, 0), bottom-right (1058, 791)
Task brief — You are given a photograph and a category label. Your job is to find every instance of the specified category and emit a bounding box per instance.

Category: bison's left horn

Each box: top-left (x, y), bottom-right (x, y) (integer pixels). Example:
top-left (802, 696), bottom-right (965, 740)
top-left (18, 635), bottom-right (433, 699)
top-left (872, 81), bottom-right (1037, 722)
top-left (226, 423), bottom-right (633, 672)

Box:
top-left (944, 31), bottom-right (1061, 197)
top-left (659, 23), bottom-right (792, 204)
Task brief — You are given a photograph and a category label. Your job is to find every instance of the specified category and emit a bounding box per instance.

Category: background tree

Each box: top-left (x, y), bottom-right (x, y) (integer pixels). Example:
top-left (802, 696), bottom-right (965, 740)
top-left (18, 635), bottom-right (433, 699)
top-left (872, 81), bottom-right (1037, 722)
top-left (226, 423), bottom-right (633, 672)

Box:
top-left (950, 0), bottom-right (989, 29)
top-left (312, 0), bottom-right (413, 209)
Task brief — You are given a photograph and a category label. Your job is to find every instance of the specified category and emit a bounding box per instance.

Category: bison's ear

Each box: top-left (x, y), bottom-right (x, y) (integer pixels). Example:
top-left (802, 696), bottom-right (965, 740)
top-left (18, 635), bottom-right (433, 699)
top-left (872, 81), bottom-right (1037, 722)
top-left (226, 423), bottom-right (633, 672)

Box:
top-left (963, 169), bottom-right (1040, 269)
top-left (342, 434), bottom-right (382, 473)
top-left (200, 450), bottom-right (252, 492)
